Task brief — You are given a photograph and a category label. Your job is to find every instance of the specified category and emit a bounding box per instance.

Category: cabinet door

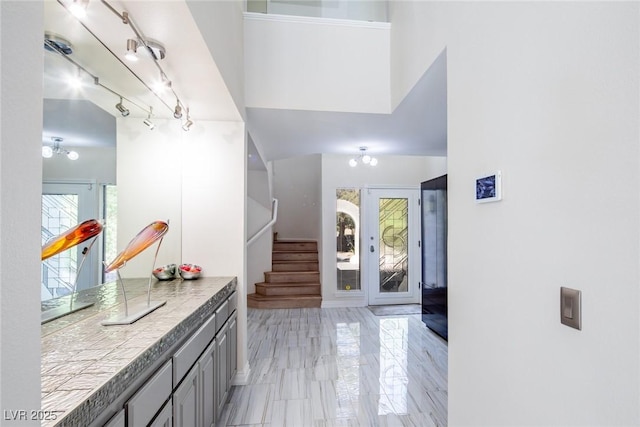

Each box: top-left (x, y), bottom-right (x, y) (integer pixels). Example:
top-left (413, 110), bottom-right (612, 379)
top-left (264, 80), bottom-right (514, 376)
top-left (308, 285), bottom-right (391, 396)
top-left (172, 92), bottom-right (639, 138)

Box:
top-left (215, 323), bottom-right (228, 417)
top-left (150, 400), bottom-right (172, 427)
top-left (173, 366), bottom-right (199, 427)
top-left (104, 409), bottom-right (125, 427)
top-left (200, 340), bottom-right (216, 427)
top-left (228, 313), bottom-right (237, 386)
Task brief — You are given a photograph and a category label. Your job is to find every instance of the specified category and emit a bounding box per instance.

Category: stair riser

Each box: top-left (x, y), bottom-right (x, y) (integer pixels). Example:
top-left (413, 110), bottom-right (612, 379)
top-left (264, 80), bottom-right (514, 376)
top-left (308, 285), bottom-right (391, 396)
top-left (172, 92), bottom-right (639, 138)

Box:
top-left (265, 272), bottom-right (320, 283)
top-left (247, 296), bottom-right (322, 309)
top-left (273, 252), bottom-right (318, 262)
top-left (273, 242), bottom-right (317, 252)
top-left (272, 262), bottom-right (319, 272)
top-left (256, 284), bottom-right (321, 296)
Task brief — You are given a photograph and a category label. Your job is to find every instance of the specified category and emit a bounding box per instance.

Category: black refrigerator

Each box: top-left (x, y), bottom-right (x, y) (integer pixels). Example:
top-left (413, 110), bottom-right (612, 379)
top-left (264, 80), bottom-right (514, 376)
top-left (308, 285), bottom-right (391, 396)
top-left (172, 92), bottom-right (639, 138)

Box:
top-left (420, 175), bottom-right (448, 340)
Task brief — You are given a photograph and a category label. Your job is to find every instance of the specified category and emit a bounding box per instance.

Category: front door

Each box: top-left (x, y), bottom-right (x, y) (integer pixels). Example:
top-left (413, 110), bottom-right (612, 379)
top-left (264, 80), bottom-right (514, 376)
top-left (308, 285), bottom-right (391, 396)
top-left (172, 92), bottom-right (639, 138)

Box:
top-left (366, 188), bottom-right (420, 306)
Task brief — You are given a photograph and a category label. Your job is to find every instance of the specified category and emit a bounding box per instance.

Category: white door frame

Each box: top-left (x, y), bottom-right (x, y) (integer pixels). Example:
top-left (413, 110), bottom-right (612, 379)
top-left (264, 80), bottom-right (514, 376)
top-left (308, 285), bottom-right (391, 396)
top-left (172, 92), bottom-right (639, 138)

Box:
top-left (363, 186), bottom-right (421, 306)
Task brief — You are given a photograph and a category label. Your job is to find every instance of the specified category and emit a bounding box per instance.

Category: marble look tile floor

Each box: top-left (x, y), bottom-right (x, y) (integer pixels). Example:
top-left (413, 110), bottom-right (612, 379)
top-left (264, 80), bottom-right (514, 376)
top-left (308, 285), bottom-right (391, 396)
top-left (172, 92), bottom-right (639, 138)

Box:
top-left (217, 307), bottom-right (447, 427)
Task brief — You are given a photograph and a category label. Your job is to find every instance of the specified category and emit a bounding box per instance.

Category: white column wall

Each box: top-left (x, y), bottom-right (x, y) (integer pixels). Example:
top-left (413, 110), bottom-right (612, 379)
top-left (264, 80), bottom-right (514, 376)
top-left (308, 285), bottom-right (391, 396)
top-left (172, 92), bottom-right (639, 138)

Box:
top-left (320, 154), bottom-right (446, 307)
top-left (116, 119), bottom-right (183, 276)
top-left (0, 1), bottom-right (43, 424)
top-left (391, 1), bottom-right (640, 424)
top-left (118, 119), bottom-right (249, 384)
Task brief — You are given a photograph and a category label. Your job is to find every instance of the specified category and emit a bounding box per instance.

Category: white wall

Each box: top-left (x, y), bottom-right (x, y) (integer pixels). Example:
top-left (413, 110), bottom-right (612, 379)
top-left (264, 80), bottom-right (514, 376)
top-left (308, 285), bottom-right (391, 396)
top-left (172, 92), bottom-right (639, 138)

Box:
top-left (188, 0), bottom-right (246, 120)
top-left (0, 1), bottom-right (43, 424)
top-left (273, 154), bottom-right (323, 240)
top-left (42, 146), bottom-right (116, 184)
top-left (391, 1), bottom-right (640, 425)
top-left (246, 197), bottom-right (272, 294)
top-left (245, 13), bottom-right (391, 113)
top-left (117, 119), bottom-right (184, 277)
top-left (321, 154), bottom-right (446, 306)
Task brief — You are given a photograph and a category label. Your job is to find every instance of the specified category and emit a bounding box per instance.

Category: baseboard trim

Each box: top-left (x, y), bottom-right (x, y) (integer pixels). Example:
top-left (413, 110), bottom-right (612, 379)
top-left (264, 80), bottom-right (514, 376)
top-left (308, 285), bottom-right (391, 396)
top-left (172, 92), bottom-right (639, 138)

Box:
top-left (232, 361), bottom-right (251, 385)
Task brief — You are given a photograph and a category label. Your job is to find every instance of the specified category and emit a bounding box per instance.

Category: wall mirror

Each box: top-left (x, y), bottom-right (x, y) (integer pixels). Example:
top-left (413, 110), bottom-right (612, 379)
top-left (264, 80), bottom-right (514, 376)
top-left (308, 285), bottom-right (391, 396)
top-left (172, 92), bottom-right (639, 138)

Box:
top-left (41, 0), bottom-right (171, 302)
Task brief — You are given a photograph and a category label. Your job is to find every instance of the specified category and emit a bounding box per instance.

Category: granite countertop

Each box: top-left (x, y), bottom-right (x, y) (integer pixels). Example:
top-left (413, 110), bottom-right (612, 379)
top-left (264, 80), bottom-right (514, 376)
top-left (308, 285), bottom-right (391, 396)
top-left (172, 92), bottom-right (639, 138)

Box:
top-left (40, 276), bottom-right (236, 427)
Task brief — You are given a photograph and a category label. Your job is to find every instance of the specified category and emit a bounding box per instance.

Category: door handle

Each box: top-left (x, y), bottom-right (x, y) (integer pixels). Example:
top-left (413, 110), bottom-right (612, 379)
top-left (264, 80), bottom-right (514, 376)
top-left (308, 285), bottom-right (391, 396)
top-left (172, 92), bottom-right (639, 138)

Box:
top-left (370, 245), bottom-right (375, 253)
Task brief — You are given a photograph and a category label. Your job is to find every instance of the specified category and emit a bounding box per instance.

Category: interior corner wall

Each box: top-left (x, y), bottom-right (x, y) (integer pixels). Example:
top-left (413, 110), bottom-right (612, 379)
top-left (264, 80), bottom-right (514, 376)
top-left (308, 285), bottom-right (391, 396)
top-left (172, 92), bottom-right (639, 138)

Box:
top-left (272, 154), bottom-right (322, 241)
top-left (320, 154), bottom-right (446, 306)
top-left (392, 1), bottom-right (640, 425)
top-left (0, 1), bottom-right (43, 423)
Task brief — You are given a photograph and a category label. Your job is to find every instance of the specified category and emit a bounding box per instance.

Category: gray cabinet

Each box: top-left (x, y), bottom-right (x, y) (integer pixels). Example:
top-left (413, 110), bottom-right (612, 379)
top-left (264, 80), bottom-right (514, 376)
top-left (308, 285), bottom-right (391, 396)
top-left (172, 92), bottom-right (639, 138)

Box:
top-left (150, 400), bottom-right (172, 427)
top-left (228, 312), bottom-right (237, 386)
top-left (173, 365), bottom-right (199, 427)
top-left (127, 361), bottom-right (172, 427)
top-left (104, 409), bottom-right (125, 427)
top-left (200, 340), bottom-right (216, 427)
top-left (108, 291), bottom-right (237, 427)
top-left (215, 321), bottom-right (229, 417)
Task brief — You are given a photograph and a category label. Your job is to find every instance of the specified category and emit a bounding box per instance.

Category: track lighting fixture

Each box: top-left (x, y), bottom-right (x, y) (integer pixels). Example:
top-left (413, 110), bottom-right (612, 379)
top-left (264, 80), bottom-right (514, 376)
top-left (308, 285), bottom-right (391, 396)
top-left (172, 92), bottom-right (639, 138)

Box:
top-left (349, 146), bottom-right (378, 167)
top-left (115, 97), bottom-right (130, 117)
top-left (125, 39), bottom-right (138, 61)
top-left (173, 101), bottom-right (183, 119)
top-left (182, 108), bottom-right (193, 132)
top-left (43, 137), bottom-right (79, 160)
top-left (143, 107), bottom-right (155, 130)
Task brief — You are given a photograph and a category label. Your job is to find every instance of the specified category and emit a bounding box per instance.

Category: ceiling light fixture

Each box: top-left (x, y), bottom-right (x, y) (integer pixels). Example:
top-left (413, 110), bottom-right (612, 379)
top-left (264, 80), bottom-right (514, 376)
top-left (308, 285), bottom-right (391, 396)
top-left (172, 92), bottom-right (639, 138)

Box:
top-left (143, 107), bottom-right (155, 130)
top-left (69, 0), bottom-right (89, 18)
top-left (43, 137), bottom-right (79, 160)
top-left (125, 38), bottom-right (138, 61)
top-left (349, 146), bottom-right (378, 167)
top-left (173, 101), bottom-right (182, 119)
top-left (115, 97), bottom-right (130, 117)
top-left (182, 108), bottom-right (193, 131)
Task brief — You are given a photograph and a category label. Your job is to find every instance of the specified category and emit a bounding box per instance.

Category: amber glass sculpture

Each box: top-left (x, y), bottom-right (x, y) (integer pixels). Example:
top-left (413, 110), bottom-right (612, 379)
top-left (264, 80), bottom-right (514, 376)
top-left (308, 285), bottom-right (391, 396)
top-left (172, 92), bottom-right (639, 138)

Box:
top-left (104, 220), bottom-right (169, 273)
top-left (41, 219), bottom-right (104, 261)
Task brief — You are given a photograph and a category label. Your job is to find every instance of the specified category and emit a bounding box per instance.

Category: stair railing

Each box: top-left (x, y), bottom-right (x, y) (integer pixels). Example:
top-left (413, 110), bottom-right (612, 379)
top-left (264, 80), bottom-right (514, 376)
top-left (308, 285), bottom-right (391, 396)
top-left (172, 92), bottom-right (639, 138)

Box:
top-left (247, 198), bottom-right (278, 246)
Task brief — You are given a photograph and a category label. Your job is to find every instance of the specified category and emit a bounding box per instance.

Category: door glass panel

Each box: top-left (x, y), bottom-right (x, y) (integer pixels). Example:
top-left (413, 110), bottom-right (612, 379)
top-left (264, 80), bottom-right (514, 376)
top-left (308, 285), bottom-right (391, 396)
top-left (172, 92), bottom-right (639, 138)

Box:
top-left (336, 189), bottom-right (360, 291)
top-left (378, 198), bottom-right (408, 293)
top-left (41, 194), bottom-right (79, 299)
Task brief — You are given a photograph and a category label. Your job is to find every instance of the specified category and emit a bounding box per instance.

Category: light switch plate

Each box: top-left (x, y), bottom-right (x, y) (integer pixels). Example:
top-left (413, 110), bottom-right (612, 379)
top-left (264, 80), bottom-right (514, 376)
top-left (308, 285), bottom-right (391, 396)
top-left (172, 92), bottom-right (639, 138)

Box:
top-left (560, 287), bottom-right (581, 330)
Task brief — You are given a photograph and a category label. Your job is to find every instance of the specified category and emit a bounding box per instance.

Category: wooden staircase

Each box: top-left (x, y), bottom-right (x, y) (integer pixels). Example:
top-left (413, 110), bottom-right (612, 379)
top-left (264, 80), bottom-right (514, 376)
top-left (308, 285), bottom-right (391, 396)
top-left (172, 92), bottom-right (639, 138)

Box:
top-left (247, 240), bottom-right (322, 309)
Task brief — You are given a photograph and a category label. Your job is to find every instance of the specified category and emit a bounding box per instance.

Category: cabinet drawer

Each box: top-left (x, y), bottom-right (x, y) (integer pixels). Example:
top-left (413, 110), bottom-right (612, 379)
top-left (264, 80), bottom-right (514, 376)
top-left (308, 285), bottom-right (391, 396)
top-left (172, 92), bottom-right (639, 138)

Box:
top-left (127, 361), bottom-right (172, 427)
top-left (228, 291), bottom-right (237, 315)
top-left (173, 313), bottom-right (216, 386)
top-left (215, 300), bottom-right (228, 333)
top-left (103, 409), bottom-right (124, 427)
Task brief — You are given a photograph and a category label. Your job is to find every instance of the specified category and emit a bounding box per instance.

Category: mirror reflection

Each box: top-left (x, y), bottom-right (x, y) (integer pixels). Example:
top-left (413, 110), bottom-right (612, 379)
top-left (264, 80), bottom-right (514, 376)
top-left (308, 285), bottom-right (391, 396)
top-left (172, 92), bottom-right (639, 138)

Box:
top-left (41, 0), bottom-right (153, 301)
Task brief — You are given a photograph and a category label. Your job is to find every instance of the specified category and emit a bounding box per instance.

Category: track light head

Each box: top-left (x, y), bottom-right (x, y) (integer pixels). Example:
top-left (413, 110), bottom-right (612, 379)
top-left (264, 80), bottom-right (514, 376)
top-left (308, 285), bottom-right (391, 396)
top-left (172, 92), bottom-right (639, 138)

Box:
top-left (115, 97), bottom-right (129, 117)
top-left (173, 102), bottom-right (183, 119)
top-left (144, 107), bottom-right (155, 130)
top-left (125, 39), bottom-right (138, 61)
top-left (182, 108), bottom-right (193, 131)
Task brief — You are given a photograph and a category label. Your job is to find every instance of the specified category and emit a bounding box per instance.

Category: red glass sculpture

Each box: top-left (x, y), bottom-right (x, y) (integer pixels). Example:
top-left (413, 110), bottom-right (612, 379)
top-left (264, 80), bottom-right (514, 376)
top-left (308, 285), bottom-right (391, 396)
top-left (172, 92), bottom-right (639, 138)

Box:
top-left (42, 219), bottom-right (103, 261)
top-left (104, 220), bottom-right (169, 273)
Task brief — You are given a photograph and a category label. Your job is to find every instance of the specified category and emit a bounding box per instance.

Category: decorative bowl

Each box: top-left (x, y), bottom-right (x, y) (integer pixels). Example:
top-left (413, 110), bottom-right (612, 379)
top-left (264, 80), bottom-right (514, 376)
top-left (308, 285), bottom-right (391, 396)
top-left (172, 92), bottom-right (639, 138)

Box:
top-left (152, 264), bottom-right (177, 280)
top-left (179, 263), bottom-right (202, 280)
